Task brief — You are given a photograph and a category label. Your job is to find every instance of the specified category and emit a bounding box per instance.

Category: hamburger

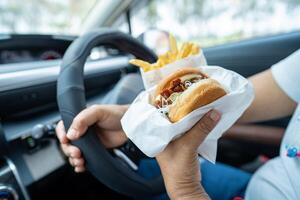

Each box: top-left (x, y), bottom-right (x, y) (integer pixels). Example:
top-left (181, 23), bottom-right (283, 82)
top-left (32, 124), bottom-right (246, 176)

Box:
top-left (153, 67), bottom-right (226, 122)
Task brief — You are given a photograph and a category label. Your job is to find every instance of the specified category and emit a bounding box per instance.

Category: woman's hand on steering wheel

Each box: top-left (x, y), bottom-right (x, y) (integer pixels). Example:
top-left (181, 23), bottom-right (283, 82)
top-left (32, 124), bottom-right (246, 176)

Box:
top-left (56, 104), bottom-right (129, 172)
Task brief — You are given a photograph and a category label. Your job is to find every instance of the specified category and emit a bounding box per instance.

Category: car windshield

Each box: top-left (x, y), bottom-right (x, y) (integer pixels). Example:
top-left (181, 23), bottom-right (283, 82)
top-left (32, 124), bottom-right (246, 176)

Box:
top-left (0, 0), bottom-right (98, 35)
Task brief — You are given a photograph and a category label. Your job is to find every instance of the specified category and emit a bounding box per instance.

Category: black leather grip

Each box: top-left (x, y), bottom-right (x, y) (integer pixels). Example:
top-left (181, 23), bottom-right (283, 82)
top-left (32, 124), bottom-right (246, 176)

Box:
top-left (57, 29), bottom-right (164, 197)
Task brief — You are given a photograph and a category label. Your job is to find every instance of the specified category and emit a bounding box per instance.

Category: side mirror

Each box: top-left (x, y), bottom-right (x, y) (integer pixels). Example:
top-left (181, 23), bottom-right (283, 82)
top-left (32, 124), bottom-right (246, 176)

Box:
top-left (138, 29), bottom-right (170, 55)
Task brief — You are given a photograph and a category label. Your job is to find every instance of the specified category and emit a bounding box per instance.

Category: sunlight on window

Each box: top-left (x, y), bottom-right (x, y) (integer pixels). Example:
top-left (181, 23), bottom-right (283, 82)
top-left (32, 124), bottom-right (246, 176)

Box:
top-left (132, 0), bottom-right (300, 47)
top-left (0, 0), bottom-right (98, 35)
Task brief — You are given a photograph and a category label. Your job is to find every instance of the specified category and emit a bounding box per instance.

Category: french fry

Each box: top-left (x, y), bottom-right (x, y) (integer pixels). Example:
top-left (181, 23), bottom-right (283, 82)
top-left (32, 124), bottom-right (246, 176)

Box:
top-left (176, 44), bottom-right (183, 59)
top-left (177, 42), bottom-right (187, 59)
top-left (182, 42), bottom-right (193, 58)
top-left (130, 34), bottom-right (201, 72)
top-left (157, 58), bottom-right (164, 67)
top-left (169, 34), bottom-right (178, 53)
top-left (151, 62), bottom-right (161, 70)
top-left (166, 52), bottom-right (173, 63)
top-left (170, 53), bottom-right (176, 63)
top-left (158, 53), bottom-right (169, 66)
top-left (191, 44), bottom-right (200, 55)
top-left (129, 59), bottom-right (152, 72)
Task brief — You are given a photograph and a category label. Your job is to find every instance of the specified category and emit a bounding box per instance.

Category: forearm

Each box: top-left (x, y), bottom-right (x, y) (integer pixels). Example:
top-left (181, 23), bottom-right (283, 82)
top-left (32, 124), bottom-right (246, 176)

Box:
top-left (120, 104), bottom-right (130, 112)
top-left (158, 154), bottom-right (211, 200)
top-left (155, 111), bottom-right (220, 200)
top-left (162, 174), bottom-right (210, 200)
top-left (238, 69), bottom-right (296, 123)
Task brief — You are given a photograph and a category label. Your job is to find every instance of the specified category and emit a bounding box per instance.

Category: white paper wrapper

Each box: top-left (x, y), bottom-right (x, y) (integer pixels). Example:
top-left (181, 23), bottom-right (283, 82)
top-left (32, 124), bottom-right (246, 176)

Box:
top-left (121, 62), bottom-right (254, 164)
top-left (140, 51), bottom-right (207, 89)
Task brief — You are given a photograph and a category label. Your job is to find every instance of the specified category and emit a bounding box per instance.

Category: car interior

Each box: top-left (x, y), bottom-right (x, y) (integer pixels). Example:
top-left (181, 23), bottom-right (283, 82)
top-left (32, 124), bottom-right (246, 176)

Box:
top-left (1, 0), bottom-right (300, 199)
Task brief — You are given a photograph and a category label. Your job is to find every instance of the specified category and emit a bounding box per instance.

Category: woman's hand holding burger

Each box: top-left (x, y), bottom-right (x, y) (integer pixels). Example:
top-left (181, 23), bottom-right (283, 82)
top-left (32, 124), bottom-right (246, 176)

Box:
top-left (156, 109), bottom-right (221, 200)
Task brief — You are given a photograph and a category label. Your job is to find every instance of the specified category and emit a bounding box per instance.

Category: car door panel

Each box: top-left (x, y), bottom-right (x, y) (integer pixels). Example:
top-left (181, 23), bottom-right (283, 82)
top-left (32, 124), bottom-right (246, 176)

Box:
top-left (204, 31), bottom-right (300, 77)
top-left (203, 31), bottom-right (300, 128)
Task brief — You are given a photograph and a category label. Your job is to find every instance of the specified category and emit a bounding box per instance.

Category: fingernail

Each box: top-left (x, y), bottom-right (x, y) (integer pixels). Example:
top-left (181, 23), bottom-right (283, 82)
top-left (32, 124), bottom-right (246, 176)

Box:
top-left (210, 110), bottom-right (220, 121)
top-left (67, 129), bottom-right (78, 139)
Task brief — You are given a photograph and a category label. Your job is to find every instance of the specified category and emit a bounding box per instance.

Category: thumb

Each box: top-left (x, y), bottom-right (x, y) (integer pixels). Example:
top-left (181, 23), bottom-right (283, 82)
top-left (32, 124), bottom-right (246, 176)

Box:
top-left (181, 110), bottom-right (221, 150)
top-left (67, 105), bottom-right (107, 140)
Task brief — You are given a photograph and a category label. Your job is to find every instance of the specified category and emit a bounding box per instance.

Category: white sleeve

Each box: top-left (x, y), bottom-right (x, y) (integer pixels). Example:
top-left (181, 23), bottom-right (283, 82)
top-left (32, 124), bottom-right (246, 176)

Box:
top-left (245, 158), bottom-right (297, 200)
top-left (271, 49), bottom-right (300, 103)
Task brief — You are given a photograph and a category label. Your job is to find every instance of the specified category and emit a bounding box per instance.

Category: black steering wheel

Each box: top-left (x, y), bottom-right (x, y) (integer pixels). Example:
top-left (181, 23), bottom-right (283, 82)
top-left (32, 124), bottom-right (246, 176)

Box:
top-left (56, 29), bottom-right (165, 198)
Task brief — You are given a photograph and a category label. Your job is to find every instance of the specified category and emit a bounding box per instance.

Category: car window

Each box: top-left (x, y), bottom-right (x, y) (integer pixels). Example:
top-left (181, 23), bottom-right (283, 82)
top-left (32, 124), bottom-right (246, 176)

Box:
top-left (131, 0), bottom-right (300, 47)
top-left (0, 0), bottom-right (98, 35)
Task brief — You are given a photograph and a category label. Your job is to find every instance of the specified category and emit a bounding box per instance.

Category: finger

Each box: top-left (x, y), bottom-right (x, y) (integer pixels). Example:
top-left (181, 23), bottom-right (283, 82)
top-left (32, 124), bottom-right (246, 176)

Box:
top-left (72, 158), bottom-right (84, 167)
top-left (74, 166), bottom-right (85, 173)
top-left (69, 157), bottom-right (74, 167)
top-left (183, 110), bottom-right (221, 150)
top-left (61, 143), bottom-right (70, 157)
top-left (61, 144), bottom-right (82, 158)
top-left (67, 105), bottom-right (107, 140)
top-left (56, 121), bottom-right (69, 144)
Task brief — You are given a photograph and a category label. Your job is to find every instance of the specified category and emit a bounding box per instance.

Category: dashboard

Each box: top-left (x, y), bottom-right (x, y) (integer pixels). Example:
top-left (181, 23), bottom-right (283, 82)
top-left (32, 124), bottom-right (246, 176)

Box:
top-left (0, 34), bottom-right (78, 200)
top-left (0, 34), bottom-right (75, 64)
top-left (0, 34), bottom-right (138, 199)
top-left (0, 49), bottom-right (63, 64)
top-left (0, 34), bottom-right (124, 65)
top-left (0, 34), bottom-right (134, 118)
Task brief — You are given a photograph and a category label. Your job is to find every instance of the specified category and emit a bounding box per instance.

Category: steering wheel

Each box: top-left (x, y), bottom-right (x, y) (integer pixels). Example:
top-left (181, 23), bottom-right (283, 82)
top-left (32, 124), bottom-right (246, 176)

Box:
top-left (56, 29), bottom-right (165, 198)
